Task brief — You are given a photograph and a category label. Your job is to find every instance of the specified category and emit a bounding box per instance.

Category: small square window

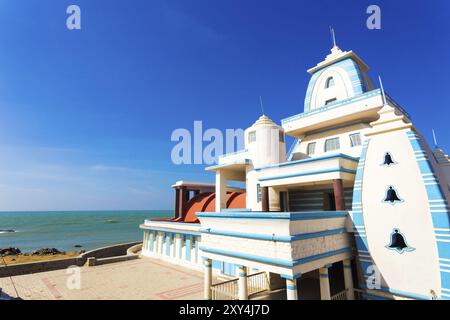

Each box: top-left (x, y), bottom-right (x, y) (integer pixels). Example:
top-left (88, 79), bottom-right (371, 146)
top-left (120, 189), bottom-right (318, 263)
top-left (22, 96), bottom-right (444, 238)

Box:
top-left (307, 142), bottom-right (316, 155)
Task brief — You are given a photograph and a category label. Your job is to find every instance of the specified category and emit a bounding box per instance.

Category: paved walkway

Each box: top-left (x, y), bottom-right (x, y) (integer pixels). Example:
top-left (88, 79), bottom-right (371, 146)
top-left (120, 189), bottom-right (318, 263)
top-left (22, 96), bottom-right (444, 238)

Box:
top-left (0, 258), bottom-right (211, 300)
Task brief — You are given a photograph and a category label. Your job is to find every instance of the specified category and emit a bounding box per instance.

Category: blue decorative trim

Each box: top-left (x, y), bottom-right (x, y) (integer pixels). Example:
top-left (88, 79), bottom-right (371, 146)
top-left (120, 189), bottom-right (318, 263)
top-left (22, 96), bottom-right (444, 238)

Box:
top-left (352, 140), bottom-right (372, 281)
top-left (280, 273), bottom-right (302, 280)
top-left (254, 153), bottom-right (359, 171)
top-left (199, 227), bottom-right (347, 242)
top-left (200, 246), bottom-right (352, 267)
top-left (196, 211), bottom-right (348, 221)
top-left (286, 285), bottom-right (297, 290)
top-left (407, 130), bottom-right (450, 299)
top-left (258, 167), bottom-right (356, 181)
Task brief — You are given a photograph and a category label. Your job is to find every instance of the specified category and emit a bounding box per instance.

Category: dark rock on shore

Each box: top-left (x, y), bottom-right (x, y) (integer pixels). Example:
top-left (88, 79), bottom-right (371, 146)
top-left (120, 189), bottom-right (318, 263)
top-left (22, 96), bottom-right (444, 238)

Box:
top-left (31, 248), bottom-right (62, 256)
top-left (0, 229), bottom-right (16, 233)
top-left (0, 247), bottom-right (22, 256)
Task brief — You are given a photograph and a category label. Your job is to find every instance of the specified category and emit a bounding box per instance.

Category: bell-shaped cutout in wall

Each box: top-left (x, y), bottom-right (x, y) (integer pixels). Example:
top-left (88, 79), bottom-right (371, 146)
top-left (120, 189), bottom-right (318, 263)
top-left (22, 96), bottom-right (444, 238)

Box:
top-left (386, 228), bottom-right (415, 254)
top-left (381, 152), bottom-right (396, 166)
top-left (383, 186), bottom-right (404, 204)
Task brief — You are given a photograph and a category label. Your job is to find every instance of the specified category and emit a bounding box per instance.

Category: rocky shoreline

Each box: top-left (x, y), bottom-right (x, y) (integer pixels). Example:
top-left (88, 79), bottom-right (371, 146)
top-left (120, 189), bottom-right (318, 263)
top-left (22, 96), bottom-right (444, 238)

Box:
top-left (0, 246), bottom-right (86, 258)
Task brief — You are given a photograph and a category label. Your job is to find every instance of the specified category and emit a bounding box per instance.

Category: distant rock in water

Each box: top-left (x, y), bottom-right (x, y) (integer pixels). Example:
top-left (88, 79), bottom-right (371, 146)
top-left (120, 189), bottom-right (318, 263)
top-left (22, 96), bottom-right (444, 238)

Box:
top-left (74, 245), bottom-right (83, 248)
top-left (32, 248), bottom-right (62, 256)
top-left (105, 219), bottom-right (119, 224)
top-left (0, 247), bottom-right (21, 256)
top-left (0, 229), bottom-right (16, 234)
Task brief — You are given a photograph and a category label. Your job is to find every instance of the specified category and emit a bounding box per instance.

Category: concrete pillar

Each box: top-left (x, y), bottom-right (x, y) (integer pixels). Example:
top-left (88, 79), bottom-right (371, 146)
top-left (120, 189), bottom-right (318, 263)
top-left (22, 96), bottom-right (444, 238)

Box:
top-left (203, 258), bottom-right (212, 300)
top-left (333, 179), bottom-right (345, 211)
top-left (319, 264), bottom-right (332, 300)
top-left (343, 259), bottom-right (355, 300)
top-left (179, 186), bottom-right (187, 218)
top-left (261, 186), bottom-right (269, 212)
top-left (286, 278), bottom-right (298, 300)
top-left (215, 172), bottom-right (227, 212)
top-left (237, 265), bottom-right (248, 300)
top-left (174, 188), bottom-right (180, 218)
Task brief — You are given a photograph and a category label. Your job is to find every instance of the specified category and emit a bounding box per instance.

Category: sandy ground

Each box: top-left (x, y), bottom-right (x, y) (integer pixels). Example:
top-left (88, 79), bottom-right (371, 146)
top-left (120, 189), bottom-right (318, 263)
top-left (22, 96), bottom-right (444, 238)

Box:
top-left (0, 252), bottom-right (81, 266)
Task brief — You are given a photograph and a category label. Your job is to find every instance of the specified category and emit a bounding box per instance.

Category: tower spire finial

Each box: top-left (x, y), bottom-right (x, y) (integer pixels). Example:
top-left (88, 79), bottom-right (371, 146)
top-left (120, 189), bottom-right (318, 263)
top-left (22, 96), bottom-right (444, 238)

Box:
top-left (329, 26), bottom-right (337, 48)
top-left (259, 96), bottom-right (265, 116)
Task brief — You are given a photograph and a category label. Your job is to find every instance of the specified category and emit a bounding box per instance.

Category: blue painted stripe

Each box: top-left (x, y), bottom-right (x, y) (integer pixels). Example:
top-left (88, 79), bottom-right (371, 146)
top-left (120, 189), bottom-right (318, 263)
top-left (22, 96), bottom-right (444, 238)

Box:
top-left (259, 167), bottom-right (356, 181)
top-left (199, 227), bottom-right (347, 242)
top-left (286, 285), bottom-right (297, 290)
top-left (196, 211), bottom-right (348, 220)
top-left (254, 153), bottom-right (359, 171)
top-left (200, 246), bottom-right (353, 267)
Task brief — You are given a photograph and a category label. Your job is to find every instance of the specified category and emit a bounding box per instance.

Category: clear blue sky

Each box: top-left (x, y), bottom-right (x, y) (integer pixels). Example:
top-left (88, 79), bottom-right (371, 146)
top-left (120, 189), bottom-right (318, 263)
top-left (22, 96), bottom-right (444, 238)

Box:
top-left (0, 0), bottom-right (448, 211)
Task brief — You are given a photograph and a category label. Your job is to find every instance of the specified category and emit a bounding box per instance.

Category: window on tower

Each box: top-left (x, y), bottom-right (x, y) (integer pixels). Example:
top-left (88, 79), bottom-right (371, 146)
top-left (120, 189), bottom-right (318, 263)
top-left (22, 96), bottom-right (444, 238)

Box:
top-left (325, 98), bottom-right (337, 105)
top-left (325, 77), bottom-right (335, 88)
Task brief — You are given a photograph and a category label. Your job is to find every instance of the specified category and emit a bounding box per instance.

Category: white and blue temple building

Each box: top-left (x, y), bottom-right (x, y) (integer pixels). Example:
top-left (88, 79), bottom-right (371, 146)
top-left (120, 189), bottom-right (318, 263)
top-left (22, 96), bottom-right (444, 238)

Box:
top-left (140, 41), bottom-right (450, 300)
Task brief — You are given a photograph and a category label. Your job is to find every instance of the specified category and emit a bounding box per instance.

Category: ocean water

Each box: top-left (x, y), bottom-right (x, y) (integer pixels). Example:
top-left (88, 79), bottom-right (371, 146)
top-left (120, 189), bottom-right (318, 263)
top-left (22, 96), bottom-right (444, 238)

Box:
top-left (0, 210), bottom-right (172, 252)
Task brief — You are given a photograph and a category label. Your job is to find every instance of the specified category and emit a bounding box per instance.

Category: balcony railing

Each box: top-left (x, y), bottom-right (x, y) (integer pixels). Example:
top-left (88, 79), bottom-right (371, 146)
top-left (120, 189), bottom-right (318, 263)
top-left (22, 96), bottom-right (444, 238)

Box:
top-left (211, 278), bottom-right (239, 300)
top-left (247, 272), bottom-right (270, 297)
top-left (210, 271), bottom-right (270, 300)
top-left (331, 289), bottom-right (349, 300)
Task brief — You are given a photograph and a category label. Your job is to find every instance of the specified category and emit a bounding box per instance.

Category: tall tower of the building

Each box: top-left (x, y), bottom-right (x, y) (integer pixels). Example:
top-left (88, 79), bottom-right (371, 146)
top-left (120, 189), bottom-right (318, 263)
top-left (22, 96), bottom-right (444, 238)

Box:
top-left (303, 44), bottom-right (375, 112)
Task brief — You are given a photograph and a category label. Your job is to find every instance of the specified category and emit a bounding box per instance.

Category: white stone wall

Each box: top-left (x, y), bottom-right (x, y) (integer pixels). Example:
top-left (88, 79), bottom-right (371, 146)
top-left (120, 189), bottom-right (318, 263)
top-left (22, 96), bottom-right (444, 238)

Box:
top-left (293, 123), bottom-right (370, 159)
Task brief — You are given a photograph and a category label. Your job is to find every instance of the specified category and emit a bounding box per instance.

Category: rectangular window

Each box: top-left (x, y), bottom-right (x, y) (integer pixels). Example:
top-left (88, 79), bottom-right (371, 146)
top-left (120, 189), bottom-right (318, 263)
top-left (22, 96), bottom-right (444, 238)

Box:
top-left (279, 131), bottom-right (285, 143)
top-left (257, 184), bottom-right (262, 203)
top-left (349, 133), bottom-right (362, 147)
top-left (248, 131), bottom-right (256, 143)
top-left (325, 98), bottom-right (337, 105)
top-left (306, 142), bottom-right (316, 155)
top-left (324, 137), bottom-right (340, 152)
